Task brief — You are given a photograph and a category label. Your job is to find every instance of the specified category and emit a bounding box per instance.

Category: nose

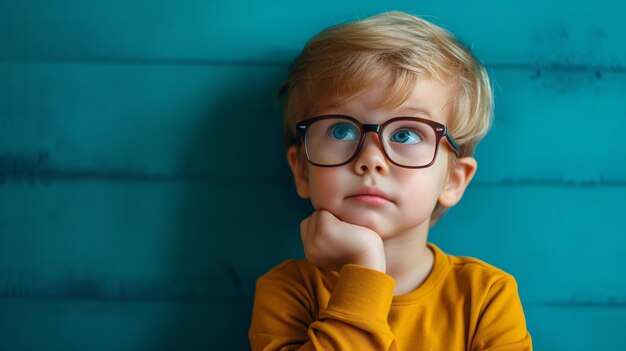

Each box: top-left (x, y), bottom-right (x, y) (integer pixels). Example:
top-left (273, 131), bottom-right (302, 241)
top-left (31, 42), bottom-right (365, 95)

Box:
top-left (353, 132), bottom-right (390, 176)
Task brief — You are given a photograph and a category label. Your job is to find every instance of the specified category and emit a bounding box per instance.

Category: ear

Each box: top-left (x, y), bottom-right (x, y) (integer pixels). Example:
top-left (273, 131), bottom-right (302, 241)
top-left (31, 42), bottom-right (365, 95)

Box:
top-left (287, 145), bottom-right (310, 199)
top-left (438, 157), bottom-right (477, 208)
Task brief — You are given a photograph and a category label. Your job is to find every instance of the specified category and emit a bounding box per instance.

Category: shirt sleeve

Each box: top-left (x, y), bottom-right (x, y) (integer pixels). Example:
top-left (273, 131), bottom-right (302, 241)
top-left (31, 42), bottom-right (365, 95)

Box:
top-left (471, 274), bottom-right (533, 351)
top-left (249, 262), bottom-right (399, 351)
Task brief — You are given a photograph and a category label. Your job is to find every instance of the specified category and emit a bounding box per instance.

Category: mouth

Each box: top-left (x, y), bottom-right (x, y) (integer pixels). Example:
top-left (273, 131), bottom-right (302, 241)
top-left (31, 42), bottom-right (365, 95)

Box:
top-left (345, 187), bottom-right (394, 205)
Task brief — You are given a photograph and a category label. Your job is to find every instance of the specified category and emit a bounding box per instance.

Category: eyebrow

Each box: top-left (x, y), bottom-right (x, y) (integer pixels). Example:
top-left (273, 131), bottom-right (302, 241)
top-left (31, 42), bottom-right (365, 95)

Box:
top-left (394, 106), bottom-right (433, 117)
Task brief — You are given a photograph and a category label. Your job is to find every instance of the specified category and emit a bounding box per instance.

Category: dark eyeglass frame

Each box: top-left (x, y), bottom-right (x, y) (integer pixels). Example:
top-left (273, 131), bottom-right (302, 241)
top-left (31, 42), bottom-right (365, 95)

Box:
top-left (295, 114), bottom-right (462, 169)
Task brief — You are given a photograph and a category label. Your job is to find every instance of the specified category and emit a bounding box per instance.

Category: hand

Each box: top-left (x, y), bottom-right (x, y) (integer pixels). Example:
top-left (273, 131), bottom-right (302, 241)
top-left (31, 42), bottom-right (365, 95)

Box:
top-left (300, 210), bottom-right (386, 273)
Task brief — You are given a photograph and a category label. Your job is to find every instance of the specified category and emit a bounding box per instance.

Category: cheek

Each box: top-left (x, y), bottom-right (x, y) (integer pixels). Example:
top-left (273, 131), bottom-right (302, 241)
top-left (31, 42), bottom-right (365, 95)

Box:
top-left (394, 168), bottom-right (445, 212)
top-left (306, 168), bottom-right (346, 210)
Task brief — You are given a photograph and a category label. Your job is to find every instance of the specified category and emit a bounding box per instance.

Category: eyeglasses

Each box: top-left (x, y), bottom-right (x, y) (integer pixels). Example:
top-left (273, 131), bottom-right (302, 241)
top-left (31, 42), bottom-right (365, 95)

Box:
top-left (295, 115), bottom-right (461, 168)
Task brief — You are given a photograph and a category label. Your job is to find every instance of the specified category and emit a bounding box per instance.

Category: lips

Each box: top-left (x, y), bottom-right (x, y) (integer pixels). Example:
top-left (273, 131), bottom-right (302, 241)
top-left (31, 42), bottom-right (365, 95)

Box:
top-left (346, 186), bottom-right (394, 204)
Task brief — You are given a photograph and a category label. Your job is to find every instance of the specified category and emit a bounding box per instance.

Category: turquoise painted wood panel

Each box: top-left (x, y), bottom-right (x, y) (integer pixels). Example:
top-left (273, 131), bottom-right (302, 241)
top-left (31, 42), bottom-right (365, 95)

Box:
top-left (0, 182), bottom-right (308, 300)
top-left (1, 0), bottom-right (625, 67)
top-left (524, 305), bottom-right (626, 350)
top-left (0, 63), bottom-right (290, 181)
top-left (476, 69), bottom-right (626, 184)
top-left (0, 299), bottom-right (252, 351)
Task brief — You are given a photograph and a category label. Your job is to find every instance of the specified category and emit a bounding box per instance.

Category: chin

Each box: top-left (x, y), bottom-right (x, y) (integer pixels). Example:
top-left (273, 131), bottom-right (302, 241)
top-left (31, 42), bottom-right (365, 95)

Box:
top-left (334, 210), bottom-right (389, 235)
top-left (337, 209), bottom-right (431, 240)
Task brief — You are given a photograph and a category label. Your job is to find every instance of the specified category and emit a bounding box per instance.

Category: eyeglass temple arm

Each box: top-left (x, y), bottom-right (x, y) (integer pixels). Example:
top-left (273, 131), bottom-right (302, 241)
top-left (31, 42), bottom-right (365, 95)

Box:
top-left (293, 124), bottom-right (307, 144)
top-left (444, 132), bottom-right (462, 156)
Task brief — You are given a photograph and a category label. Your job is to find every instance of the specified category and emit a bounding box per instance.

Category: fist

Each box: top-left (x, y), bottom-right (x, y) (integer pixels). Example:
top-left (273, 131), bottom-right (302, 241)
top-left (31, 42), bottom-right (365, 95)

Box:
top-left (300, 210), bottom-right (386, 273)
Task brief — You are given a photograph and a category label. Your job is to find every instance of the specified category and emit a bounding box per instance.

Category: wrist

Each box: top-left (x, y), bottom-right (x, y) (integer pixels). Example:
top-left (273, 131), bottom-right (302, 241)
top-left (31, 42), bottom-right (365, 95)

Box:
top-left (351, 244), bottom-right (386, 273)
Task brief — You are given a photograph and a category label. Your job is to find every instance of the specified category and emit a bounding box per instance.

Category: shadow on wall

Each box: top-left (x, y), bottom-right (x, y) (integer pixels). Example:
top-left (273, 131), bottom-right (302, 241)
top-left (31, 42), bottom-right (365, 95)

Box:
top-left (145, 59), bottom-right (311, 351)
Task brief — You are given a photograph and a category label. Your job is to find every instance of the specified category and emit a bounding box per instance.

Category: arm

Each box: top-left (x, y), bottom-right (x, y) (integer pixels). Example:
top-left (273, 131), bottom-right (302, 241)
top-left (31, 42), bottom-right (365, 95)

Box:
top-left (471, 275), bottom-right (533, 351)
top-left (250, 209), bottom-right (399, 350)
top-left (249, 261), bottom-right (398, 350)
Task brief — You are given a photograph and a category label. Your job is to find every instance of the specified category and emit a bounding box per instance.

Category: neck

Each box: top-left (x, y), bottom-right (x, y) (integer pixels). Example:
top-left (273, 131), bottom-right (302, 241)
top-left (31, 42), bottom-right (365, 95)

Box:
top-left (383, 225), bottom-right (434, 295)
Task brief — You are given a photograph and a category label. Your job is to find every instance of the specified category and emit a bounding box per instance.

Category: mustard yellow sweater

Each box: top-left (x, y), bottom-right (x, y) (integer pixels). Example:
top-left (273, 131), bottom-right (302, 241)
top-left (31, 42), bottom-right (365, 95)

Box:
top-left (249, 243), bottom-right (532, 350)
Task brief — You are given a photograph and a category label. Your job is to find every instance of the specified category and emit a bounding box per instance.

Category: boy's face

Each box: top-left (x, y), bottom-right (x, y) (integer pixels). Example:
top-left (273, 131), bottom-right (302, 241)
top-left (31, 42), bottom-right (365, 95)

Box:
top-left (288, 77), bottom-right (477, 240)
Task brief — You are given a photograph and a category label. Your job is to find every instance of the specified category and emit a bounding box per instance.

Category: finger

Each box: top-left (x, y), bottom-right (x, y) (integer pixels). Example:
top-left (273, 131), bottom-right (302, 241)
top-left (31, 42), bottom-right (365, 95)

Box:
top-left (316, 209), bottom-right (340, 234)
top-left (300, 216), bottom-right (310, 243)
top-left (316, 209), bottom-right (329, 227)
top-left (300, 212), bottom-right (318, 244)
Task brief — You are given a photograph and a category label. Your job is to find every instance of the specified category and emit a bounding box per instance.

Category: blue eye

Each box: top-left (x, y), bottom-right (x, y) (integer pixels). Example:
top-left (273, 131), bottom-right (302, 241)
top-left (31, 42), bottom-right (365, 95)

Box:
top-left (390, 129), bottom-right (422, 144)
top-left (329, 123), bottom-right (359, 141)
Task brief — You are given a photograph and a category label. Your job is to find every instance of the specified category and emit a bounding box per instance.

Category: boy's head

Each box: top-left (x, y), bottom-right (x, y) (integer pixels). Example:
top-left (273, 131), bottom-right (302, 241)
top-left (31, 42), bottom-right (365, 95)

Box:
top-left (283, 11), bottom-right (493, 226)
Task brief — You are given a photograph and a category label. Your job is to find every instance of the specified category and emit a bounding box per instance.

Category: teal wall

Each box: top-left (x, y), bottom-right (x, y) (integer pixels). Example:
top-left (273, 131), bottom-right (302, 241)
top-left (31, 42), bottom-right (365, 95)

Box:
top-left (1, 1), bottom-right (625, 350)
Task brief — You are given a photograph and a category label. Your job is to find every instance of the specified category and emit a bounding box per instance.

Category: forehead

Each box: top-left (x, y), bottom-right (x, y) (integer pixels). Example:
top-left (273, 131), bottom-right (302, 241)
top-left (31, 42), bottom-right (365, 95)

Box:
top-left (317, 77), bottom-right (455, 125)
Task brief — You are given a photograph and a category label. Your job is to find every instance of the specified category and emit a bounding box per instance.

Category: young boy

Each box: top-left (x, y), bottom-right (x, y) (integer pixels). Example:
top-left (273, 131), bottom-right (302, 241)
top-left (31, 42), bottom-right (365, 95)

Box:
top-left (249, 11), bottom-right (532, 350)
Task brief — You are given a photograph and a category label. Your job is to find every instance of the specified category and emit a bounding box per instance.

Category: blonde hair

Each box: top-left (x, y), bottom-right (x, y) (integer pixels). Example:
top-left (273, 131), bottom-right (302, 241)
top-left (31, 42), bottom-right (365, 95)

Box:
top-left (282, 11), bottom-right (493, 224)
